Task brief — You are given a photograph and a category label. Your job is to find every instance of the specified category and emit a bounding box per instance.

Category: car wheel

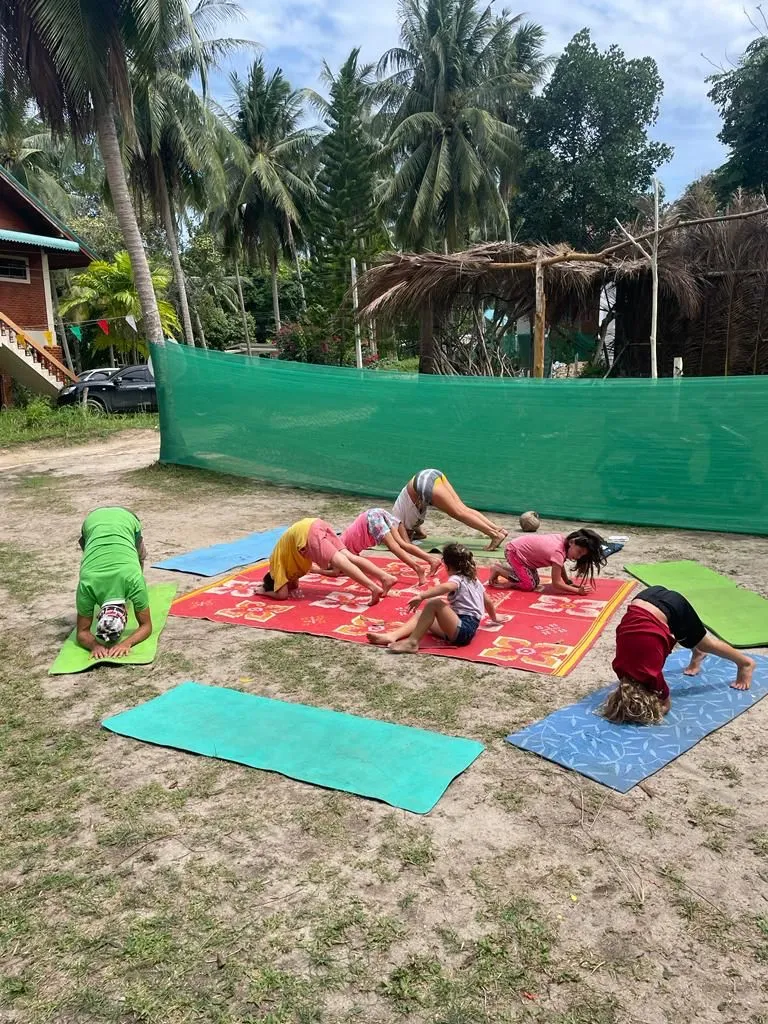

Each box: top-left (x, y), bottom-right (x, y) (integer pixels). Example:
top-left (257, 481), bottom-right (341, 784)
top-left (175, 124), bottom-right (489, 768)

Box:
top-left (85, 398), bottom-right (107, 414)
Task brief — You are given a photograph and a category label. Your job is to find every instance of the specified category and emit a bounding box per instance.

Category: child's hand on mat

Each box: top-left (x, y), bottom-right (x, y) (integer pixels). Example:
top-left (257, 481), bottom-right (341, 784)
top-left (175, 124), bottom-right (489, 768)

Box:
top-left (406, 596), bottom-right (423, 613)
top-left (106, 640), bottom-right (133, 658)
top-left (91, 645), bottom-right (111, 659)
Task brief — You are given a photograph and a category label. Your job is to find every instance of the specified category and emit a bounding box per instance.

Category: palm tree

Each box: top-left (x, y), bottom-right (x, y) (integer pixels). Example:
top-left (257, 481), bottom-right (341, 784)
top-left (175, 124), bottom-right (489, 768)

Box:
top-left (127, 0), bottom-right (251, 347)
top-left (59, 251), bottom-right (180, 359)
top-left (229, 60), bottom-right (317, 332)
top-left (0, 0), bottom-right (211, 344)
top-left (377, 0), bottom-right (542, 250)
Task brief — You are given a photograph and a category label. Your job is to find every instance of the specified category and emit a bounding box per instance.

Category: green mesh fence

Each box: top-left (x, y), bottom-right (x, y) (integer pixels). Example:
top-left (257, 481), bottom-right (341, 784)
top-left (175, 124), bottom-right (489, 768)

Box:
top-left (152, 343), bottom-right (768, 535)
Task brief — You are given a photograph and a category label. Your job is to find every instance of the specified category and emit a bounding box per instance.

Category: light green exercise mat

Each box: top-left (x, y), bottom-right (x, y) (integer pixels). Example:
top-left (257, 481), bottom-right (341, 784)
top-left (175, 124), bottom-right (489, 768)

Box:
top-left (624, 560), bottom-right (768, 648)
top-left (49, 583), bottom-right (177, 675)
top-left (371, 535), bottom-right (499, 560)
top-left (102, 682), bottom-right (485, 813)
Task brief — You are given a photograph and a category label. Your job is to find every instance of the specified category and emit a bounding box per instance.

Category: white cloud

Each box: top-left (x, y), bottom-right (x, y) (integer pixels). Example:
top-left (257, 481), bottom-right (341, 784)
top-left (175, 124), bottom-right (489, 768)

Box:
top-left (223, 0), bottom-right (759, 196)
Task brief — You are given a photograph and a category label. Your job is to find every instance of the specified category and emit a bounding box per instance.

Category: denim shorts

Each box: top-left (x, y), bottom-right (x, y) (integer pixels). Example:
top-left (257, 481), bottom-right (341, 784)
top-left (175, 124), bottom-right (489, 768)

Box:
top-left (454, 614), bottom-right (480, 647)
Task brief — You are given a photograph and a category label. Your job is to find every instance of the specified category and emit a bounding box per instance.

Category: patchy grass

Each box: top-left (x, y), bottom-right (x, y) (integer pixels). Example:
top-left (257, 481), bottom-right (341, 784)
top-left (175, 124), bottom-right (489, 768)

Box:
top-left (247, 633), bottom-right (477, 730)
top-left (11, 471), bottom-right (76, 514)
top-left (123, 461), bottom-right (258, 498)
top-left (0, 542), bottom-right (47, 602)
top-left (0, 405), bottom-right (156, 447)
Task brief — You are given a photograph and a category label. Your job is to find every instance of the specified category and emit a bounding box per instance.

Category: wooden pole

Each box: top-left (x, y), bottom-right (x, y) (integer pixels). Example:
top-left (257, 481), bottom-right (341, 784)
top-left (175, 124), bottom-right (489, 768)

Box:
top-left (533, 253), bottom-right (546, 378)
top-left (350, 257), bottom-right (363, 369)
top-left (650, 177), bottom-right (660, 378)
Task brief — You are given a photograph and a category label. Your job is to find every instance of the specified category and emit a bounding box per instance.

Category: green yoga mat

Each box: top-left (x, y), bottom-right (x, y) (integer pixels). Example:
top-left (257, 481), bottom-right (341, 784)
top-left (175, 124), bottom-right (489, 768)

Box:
top-left (624, 560), bottom-right (768, 648)
top-left (49, 583), bottom-right (177, 675)
top-left (102, 682), bottom-right (484, 813)
top-left (371, 535), bottom-right (499, 560)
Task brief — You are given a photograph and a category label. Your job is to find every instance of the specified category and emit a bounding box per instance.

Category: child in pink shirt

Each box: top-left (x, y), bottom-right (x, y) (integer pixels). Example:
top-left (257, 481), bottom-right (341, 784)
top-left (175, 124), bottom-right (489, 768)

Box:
top-left (340, 508), bottom-right (438, 584)
top-left (489, 528), bottom-right (607, 595)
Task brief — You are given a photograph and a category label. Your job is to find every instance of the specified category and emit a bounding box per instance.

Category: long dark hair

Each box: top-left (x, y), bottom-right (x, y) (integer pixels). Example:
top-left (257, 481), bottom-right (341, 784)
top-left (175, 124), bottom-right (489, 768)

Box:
top-left (566, 528), bottom-right (607, 583)
top-left (442, 543), bottom-right (477, 581)
top-left (262, 571), bottom-right (275, 592)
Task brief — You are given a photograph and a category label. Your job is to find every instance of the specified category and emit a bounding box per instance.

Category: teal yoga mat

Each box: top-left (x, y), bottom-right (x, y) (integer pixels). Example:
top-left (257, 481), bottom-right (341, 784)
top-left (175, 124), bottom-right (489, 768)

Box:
top-left (49, 584), bottom-right (177, 675)
top-left (102, 682), bottom-right (484, 813)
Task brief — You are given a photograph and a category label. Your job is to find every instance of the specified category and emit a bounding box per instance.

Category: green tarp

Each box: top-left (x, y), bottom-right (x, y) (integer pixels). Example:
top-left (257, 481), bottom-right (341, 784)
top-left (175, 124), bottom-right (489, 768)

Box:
top-left (49, 583), bottom-right (177, 674)
top-left (102, 682), bottom-right (485, 813)
top-left (152, 344), bottom-right (768, 536)
top-left (624, 560), bottom-right (768, 648)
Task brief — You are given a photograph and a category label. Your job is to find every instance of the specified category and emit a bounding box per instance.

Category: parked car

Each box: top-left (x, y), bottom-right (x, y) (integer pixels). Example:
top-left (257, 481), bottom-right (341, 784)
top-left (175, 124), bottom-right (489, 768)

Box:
top-left (58, 364), bottom-right (157, 413)
top-left (77, 367), bottom-right (116, 383)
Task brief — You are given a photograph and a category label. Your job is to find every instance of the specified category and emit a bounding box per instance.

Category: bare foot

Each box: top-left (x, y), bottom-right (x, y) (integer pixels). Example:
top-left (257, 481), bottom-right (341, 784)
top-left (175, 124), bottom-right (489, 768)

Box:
top-left (732, 659), bottom-right (755, 691)
top-left (366, 631), bottom-right (392, 646)
top-left (368, 586), bottom-right (383, 607)
top-left (388, 637), bottom-right (420, 654)
top-left (380, 573), bottom-right (398, 598)
top-left (428, 556), bottom-right (442, 574)
top-left (488, 574), bottom-right (512, 589)
top-left (416, 569), bottom-right (428, 586)
top-left (486, 529), bottom-right (508, 551)
top-left (683, 653), bottom-right (704, 677)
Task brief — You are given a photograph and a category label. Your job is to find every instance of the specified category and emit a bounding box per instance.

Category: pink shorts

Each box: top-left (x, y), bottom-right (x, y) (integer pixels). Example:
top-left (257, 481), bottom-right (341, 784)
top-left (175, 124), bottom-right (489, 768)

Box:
top-left (504, 542), bottom-right (540, 592)
top-left (305, 519), bottom-right (345, 569)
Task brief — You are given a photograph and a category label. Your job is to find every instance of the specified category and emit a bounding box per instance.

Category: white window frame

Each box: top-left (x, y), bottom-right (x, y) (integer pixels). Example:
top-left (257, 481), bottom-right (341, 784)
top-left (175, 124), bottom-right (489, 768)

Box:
top-left (0, 252), bottom-right (31, 284)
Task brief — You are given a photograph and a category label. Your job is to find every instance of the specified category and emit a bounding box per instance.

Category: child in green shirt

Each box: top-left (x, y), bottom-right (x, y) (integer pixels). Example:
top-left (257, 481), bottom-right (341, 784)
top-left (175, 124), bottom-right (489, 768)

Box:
top-left (75, 507), bottom-right (152, 658)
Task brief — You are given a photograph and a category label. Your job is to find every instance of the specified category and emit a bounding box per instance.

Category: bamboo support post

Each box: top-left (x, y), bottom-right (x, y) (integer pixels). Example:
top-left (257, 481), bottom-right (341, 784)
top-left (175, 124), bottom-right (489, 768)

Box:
top-left (533, 254), bottom-right (546, 378)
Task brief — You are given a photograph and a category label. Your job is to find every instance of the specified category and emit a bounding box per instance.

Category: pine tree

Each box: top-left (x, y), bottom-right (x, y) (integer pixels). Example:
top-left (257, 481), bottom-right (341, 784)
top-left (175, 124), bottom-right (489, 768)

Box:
top-left (308, 49), bottom-right (385, 358)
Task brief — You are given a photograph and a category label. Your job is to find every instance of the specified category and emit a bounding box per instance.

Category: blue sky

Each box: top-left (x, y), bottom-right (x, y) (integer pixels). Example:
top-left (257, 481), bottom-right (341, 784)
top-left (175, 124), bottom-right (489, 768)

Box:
top-left (215, 0), bottom-right (758, 198)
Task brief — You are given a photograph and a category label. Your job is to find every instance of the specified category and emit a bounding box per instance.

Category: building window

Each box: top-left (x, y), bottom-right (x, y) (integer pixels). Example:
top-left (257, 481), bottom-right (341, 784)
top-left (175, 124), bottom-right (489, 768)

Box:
top-left (0, 254), bottom-right (30, 283)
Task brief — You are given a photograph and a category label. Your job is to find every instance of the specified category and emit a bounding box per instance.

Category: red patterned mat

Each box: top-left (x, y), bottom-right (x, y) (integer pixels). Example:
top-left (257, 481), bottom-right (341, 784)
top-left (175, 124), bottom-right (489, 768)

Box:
top-left (171, 560), bottom-right (635, 676)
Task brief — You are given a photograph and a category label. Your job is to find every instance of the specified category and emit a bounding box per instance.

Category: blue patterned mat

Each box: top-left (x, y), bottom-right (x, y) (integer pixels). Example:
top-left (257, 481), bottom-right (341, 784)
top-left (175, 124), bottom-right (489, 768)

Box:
top-left (506, 649), bottom-right (768, 792)
top-left (153, 527), bottom-right (286, 576)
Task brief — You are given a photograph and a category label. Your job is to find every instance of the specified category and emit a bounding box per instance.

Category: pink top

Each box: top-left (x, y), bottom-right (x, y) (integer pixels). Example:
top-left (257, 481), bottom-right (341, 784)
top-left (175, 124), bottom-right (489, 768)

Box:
top-left (340, 508), bottom-right (397, 555)
top-left (507, 533), bottom-right (567, 570)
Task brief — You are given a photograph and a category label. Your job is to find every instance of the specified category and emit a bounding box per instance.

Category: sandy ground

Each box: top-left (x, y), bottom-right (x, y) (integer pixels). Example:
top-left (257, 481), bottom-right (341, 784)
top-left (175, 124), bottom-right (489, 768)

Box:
top-left (1, 429), bottom-right (767, 1023)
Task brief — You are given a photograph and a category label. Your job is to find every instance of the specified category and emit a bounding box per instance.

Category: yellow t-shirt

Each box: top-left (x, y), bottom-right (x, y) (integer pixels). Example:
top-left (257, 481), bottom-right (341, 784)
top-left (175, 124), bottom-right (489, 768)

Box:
top-left (269, 518), bottom-right (317, 590)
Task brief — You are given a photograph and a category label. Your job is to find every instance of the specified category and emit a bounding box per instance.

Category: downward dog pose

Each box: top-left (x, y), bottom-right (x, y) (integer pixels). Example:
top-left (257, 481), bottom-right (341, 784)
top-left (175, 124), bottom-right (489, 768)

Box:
top-left (262, 517), bottom-right (396, 606)
top-left (340, 508), bottom-right (440, 584)
top-left (489, 528), bottom-right (606, 595)
top-left (367, 543), bottom-right (498, 653)
top-left (75, 506), bottom-right (152, 659)
top-left (392, 468), bottom-right (507, 550)
top-left (603, 586), bottom-right (755, 725)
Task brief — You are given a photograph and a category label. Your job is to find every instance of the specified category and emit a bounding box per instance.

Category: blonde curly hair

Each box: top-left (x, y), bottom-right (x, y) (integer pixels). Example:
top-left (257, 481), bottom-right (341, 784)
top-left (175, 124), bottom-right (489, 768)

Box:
top-left (601, 678), bottom-right (664, 726)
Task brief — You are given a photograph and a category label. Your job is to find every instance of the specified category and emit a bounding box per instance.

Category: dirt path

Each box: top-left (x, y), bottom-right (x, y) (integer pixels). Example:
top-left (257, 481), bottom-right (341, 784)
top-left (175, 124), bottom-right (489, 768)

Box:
top-left (0, 428), bottom-right (159, 476)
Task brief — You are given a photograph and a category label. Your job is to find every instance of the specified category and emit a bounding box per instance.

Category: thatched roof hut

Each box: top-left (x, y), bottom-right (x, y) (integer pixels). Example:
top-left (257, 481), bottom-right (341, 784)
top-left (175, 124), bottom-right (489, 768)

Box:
top-left (358, 193), bottom-right (768, 376)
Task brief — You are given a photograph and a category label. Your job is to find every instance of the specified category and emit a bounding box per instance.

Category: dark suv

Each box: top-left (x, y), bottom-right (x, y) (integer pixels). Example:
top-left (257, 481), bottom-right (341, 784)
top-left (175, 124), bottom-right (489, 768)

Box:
top-left (57, 364), bottom-right (157, 413)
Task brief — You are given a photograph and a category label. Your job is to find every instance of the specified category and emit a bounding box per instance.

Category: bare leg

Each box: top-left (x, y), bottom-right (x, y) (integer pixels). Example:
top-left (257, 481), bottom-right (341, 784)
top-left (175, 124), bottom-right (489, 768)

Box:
top-left (686, 633), bottom-right (755, 690)
top-left (394, 525), bottom-right (441, 575)
top-left (330, 551), bottom-right (383, 605)
top-left (488, 560), bottom-right (515, 588)
top-left (389, 598), bottom-right (460, 654)
top-left (367, 615), bottom-right (418, 646)
top-left (431, 481), bottom-right (507, 548)
top-left (383, 532), bottom-right (432, 583)
top-left (345, 552), bottom-right (397, 596)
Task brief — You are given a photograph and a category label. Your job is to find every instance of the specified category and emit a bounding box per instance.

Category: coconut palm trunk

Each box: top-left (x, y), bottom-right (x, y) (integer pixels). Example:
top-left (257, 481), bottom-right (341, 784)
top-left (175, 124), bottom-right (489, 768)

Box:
top-left (270, 250), bottom-right (281, 333)
top-left (234, 258), bottom-right (253, 356)
top-left (194, 309), bottom-right (208, 349)
top-left (93, 98), bottom-right (164, 344)
top-left (157, 170), bottom-right (195, 346)
top-left (286, 220), bottom-right (306, 313)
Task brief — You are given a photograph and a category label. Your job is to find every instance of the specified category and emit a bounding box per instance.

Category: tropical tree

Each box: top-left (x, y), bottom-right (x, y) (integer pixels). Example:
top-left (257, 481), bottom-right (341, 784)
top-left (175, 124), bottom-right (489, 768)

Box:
top-left (377, 0), bottom-right (541, 250)
top-left (514, 29), bottom-right (672, 249)
top-left (127, 0), bottom-right (250, 347)
top-left (229, 59), bottom-right (318, 332)
top-left (306, 50), bottom-right (386, 341)
top-left (59, 251), bottom-right (180, 358)
top-left (708, 33), bottom-right (768, 197)
top-left (0, 0), bottom-right (211, 344)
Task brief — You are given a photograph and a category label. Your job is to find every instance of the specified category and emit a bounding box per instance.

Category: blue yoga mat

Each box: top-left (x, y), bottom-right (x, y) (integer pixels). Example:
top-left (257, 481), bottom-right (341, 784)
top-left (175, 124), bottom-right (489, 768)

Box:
top-left (152, 527), bottom-right (287, 576)
top-left (506, 649), bottom-right (768, 792)
top-left (102, 682), bottom-right (484, 813)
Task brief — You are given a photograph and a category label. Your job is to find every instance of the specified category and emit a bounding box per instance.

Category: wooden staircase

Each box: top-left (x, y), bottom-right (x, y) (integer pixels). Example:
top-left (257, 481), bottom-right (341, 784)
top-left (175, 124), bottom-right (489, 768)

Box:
top-left (0, 310), bottom-right (77, 398)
